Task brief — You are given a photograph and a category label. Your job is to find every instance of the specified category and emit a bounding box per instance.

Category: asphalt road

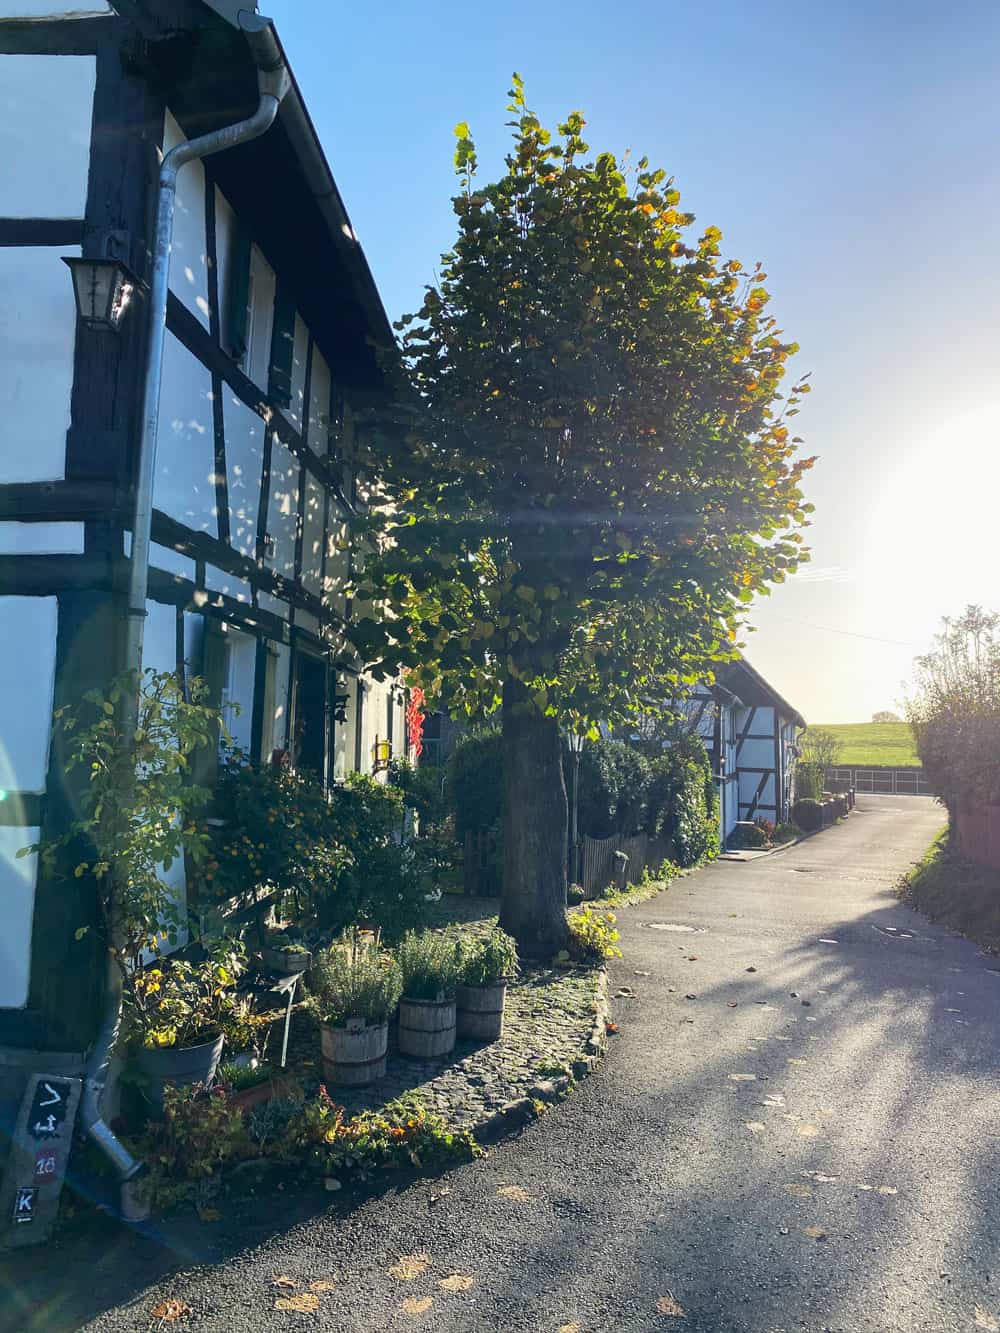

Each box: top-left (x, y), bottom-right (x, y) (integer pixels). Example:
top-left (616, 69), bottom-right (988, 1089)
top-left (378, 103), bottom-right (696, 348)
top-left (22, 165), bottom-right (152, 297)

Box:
top-left (13, 794), bottom-right (1000, 1333)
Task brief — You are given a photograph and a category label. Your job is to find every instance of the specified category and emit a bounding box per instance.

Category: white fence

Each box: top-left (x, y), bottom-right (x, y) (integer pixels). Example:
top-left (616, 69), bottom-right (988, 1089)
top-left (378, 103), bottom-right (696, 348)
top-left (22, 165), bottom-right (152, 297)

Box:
top-left (825, 767), bottom-right (934, 797)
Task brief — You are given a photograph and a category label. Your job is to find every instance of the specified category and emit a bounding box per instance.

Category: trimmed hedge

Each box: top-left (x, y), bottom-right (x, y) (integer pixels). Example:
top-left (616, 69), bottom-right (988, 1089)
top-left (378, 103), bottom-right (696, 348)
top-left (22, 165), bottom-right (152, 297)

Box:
top-left (792, 797), bottom-right (823, 832)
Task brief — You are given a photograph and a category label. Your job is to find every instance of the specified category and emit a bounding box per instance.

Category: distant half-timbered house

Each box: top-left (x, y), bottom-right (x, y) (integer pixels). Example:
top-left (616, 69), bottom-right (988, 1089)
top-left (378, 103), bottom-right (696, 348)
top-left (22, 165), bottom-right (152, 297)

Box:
top-left (693, 659), bottom-right (806, 845)
top-left (0, 0), bottom-right (406, 1066)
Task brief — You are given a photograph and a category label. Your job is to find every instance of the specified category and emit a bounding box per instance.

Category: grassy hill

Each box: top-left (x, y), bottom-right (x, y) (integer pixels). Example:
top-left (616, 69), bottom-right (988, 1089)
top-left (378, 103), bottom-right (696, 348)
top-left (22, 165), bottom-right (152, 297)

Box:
top-left (810, 721), bottom-right (920, 768)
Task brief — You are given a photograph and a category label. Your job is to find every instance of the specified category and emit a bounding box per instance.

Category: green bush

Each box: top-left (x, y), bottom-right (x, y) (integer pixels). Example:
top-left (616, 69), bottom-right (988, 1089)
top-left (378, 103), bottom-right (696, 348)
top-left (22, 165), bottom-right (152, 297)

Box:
top-left (447, 732), bottom-right (502, 839)
top-left (309, 942), bottom-right (402, 1026)
top-left (576, 739), bottom-right (650, 838)
top-left (646, 737), bottom-right (719, 867)
top-left (795, 761), bottom-right (825, 801)
top-left (792, 798), bottom-right (823, 832)
top-left (729, 822), bottom-right (770, 850)
top-left (773, 821), bottom-right (799, 844)
top-left (396, 930), bottom-right (462, 1000)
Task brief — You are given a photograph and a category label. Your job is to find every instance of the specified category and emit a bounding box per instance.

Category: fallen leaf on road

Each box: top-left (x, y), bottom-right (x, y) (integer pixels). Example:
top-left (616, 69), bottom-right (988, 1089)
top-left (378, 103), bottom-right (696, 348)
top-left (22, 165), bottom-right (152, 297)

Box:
top-left (727, 1001), bottom-right (738, 1008)
top-left (195, 1205), bottom-right (220, 1223)
top-left (787, 1057), bottom-right (808, 1065)
top-left (975, 1306), bottom-right (1000, 1331)
top-left (308, 1281), bottom-right (337, 1293)
top-left (274, 1294), bottom-right (320, 1313)
top-left (745, 1121), bottom-right (765, 1134)
top-left (803, 1226), bottom-right (827, 1240)
top-left (875, 1185), bottom-right (898, 1196)
top-left (687, 956), bottom-right (699, 961)
top-left (784, 1182), bottom-right (813, 1198)
top-left (429, 1187), bottom-right (451, 1205)
top-left (797, 1124), bottom-right (820, 1138)
top-left (401, 1296), bottom-right (434, 1315)
top-left (685, 993), bottom-right (697, 1000)
top-left (729, 1073), bottom-right (757, 1082)
top-left (497, 1184), bottom-right (533, 1203)
top-left (655, 1293), bottom-right (686, 1316)
top-left (857, 1184), bottom-right (873, 1191)
top-left (558, 1324), bottom-right (583, 1332)
top-left (389, 1254), bottom-right (432, 1281)
top-left (818, 939), bottom-right (838, 945)
top-left (746, 966), bottom-right (757, 973)
top-left (151, 1299), bottom-right (190, 1323)
top-left (802, 1172), bottom-right (837, 1183)
top-left (606, 1022), bottom-right (619, 1034)
top-left (270, 1276), bottom-right (298, 1288)
top-left (761, 1094), bottom-right (785, 1107)
top-left (438, 1274), bottom-right (474, 1292)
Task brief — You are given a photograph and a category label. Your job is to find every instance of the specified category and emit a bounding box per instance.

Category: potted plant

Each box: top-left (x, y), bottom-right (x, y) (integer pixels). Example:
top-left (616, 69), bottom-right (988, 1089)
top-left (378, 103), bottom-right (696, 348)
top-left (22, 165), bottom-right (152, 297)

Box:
top-left (395, 930), bottom-right (461, 1059)
top-left (456, 926), bottom-right (518, 1041)
top-left (219, 1059), bottom-right (278, 1112)
top-left (129, 944), bottom-right (245, 1114)
top-left (259, 925), bottom-right (313, 976)
top-left (309, 938), bottom-right (402, 1086)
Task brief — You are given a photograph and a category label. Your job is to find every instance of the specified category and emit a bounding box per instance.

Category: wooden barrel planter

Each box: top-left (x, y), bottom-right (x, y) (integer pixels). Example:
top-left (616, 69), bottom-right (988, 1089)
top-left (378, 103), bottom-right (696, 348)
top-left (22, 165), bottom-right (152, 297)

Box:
top-left (397, 995), bottom-right (456, 1059)
top-left (456, 982), bottom-right (507, 1042)
top-left (320, 1018), bottom-right (389, 1087)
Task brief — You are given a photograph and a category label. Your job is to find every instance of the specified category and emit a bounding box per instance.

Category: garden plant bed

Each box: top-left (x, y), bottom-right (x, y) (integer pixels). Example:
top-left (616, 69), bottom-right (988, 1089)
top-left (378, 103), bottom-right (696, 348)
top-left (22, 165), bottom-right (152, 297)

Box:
top-left (276, 960), bottom-right (608, 1138)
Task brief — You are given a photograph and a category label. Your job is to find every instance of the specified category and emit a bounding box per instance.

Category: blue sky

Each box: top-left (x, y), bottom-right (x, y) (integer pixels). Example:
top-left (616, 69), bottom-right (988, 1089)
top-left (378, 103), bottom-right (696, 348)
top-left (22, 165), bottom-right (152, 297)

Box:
top-left (271, 0), bottom-right (1000, 723)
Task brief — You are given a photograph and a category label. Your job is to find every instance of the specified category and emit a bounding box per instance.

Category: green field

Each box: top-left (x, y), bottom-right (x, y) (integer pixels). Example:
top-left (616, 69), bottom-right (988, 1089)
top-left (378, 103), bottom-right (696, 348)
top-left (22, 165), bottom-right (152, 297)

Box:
top-left (811, 722), bottom-right (920, 768)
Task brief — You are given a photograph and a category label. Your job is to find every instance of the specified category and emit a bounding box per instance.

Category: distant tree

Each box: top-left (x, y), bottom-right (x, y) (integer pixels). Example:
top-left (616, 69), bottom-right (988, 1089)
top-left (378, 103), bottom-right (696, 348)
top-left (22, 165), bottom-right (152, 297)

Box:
top-left (353, 79), bottom-right (814, 955)
top-left (800, 726), bottom-right (842, 770)
top-left (871, 710), bottom-right (901, 724)
top-left (907, 606), bottom-right (1000, 824)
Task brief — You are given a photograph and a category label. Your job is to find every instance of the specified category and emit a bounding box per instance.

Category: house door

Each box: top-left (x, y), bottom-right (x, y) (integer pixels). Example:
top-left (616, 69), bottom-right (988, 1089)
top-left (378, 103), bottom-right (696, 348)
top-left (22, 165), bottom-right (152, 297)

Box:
top-left (292, 652), bottom-right (327, 780)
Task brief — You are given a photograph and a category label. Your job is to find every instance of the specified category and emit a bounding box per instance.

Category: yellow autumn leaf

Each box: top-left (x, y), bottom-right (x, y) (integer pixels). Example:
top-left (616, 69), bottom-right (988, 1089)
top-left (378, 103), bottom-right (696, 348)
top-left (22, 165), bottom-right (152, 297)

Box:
top-left (497, 1184), bottom-right (533, 1202)
top-left (655, 1293), bottom-right (686, 1316)
top-left (274, 1294), bottom-right (320, 1313)
top-left (308, 1280), bottom-right (337, 1293)
top-left (803, 1225), bottom-right (827, 1240)
top-left (389, 1254), bottom-right (432, 1281)
top-left (438, 1274), bottom-right (474, 1292)
top-left (975, 1306), bottom-right (1000, 1331)
top-left (401, 1296), bottom-right (434, 1315)
top-left (150, 1298), bottom-right (190, 1322)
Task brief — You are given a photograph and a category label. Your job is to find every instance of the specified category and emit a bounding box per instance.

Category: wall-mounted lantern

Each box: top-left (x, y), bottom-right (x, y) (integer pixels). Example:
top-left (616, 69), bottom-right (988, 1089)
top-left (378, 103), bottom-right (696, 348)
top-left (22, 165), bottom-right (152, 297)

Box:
top-left (62, 256), bottom-right (140, 332)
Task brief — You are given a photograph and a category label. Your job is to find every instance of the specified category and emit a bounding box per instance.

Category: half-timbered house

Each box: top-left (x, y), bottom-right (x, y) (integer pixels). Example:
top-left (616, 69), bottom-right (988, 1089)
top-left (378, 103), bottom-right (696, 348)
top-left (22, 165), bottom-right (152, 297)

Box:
top-left (693, 659), bottom-right (806, 845)
top-left (0, 0), bottom-right (406, 1076)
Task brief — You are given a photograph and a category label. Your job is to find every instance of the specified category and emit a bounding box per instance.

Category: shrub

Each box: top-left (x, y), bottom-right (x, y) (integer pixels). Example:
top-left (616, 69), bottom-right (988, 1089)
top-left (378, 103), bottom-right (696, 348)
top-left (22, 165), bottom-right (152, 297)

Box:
top-left (219, 1060), bottom-right (274, 1093)
top-left (646, 737), bottom-right (719, 867)
top-left (447, 731), bottom-right (502, 839)
top-left (773, 821), bottom-right (798, 844)
top-left (396, 930), bottom-right (462, 1000)
top-left (576, 739), bottom-right (650, 838)
top-left (729, 822), bottom-right (769, 850)
top-left (131, 1082), bottom-right (250, 1211)
top-left (309, 942), bottom-right (402, 1026)
top-left (567, 907), bottom-right (622, 961)
top-left (388, 758), bottom-right (449, 829)
top-left (792, 798), bottom-right (823, 833)
top-left (567, 882), bottom-right (586, 905)
top-left (458, 926), bottom-right (519, 987)
top-left (795, 761), bottom-right (825, 802)
top-left (289, 1088), bottom-right (482, 1177)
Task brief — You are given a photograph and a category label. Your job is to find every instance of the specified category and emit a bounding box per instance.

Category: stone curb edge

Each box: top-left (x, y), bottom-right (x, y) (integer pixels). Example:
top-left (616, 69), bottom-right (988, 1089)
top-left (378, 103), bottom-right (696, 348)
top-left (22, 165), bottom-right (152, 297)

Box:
top-left (472, 966), bottom-right (610, 1144)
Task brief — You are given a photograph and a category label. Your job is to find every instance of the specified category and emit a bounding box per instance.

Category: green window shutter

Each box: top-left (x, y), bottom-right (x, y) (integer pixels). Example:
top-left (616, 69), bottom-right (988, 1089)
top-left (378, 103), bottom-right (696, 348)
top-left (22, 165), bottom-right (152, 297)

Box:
top-left (224, 218), bottom-right (252, 361)
top-left (269, 283), bottom-right (296, 407)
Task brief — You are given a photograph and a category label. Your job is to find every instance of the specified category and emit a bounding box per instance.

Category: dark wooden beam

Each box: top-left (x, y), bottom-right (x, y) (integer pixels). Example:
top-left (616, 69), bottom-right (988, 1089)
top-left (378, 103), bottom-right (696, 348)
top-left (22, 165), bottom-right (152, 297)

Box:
top-left (0, 219), bottom-right (85, 247)
top-left (0, 16), bottom-right (114, 54)
top-left (0, 554), bottom-right (114, 595)
top-left (0, 480), bottom-right (124, 522)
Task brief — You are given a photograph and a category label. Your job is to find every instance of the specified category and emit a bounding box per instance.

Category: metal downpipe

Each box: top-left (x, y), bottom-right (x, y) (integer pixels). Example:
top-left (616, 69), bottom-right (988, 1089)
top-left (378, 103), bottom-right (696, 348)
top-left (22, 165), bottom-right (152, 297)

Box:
top-left (80, 15), bottom-right (290, 1182)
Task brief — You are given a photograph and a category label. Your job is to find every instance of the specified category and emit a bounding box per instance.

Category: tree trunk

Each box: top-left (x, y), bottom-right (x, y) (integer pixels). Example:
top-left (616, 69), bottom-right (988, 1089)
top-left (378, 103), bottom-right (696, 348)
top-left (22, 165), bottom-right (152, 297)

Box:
top-left (499, 677), bottom-right (570, 958)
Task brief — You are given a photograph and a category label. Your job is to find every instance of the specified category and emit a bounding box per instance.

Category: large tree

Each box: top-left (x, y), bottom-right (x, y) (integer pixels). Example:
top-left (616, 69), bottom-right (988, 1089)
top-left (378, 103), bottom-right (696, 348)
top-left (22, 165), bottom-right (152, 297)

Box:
top-left (351, 79), bottom-right (814, 955)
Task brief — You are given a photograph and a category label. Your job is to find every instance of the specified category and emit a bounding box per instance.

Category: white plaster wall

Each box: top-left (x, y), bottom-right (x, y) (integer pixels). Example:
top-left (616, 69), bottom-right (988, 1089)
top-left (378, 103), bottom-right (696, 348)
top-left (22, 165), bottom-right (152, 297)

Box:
top-left (142, 598), bottom-right (177, 676)
top-left (223, 389), bottom-right (264, 558)
top-left (264, 439), bottom-right (299, 581)
top-left (301, 472), bottom-right (324, 596)
top-left (152, 332), bottom-right (216, 533)
top-left (214, 186), bottom-right (236, 347)
top-left (295, 609), bottom-right (320, 637)
top-left (739, 737), bottom-right (774, 769)
top-left (257, 590), bottom-right (290, 620)
top-left (0, 825), bottom-right (38, 1008)
top-left (324, 504), bottom-right (350, 608)
top-left (245, 245), bottom-right (275, 389)
top-left (150, 541), bottom-right (196, 582)
top-left (739, 769), bottom-right (776, 812)
top-left (0, 521), bottom-right (84, 554)
top-left (282, 314), bottom-right (309, 432)
top-left (270, 641), bottom-right (291, 752)
top-left (204, 565), bottom-right (252, 604)
top-left (222, 626), bottom-right (255, 752)
top-left (307, 349), bottom-right (331, 453)
top-left (0, 54), bottom-right (95, 217)
top-left (163, 111), bottom-right (210, 329)
top-left (0, 246), bottom-right (78, 483)
top-left (0, 596), bottom-right (57, 795)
